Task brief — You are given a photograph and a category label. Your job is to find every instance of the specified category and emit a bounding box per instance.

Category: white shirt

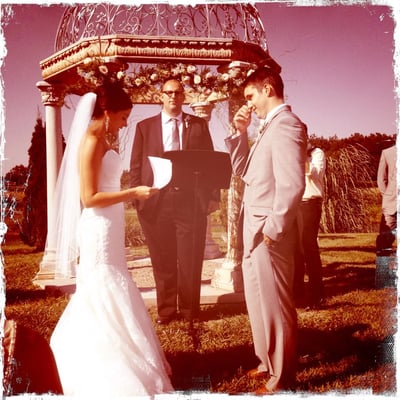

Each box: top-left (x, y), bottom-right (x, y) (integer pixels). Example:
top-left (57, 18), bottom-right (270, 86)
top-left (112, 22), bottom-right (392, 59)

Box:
top-left (256, 103), bottom-right (288, 137)
top-left (303, 147), bottom-right (326, 200)
top-left (264, 103), bottom-right (288, 125)
top-left (162, 111), bottom-right (182, 151)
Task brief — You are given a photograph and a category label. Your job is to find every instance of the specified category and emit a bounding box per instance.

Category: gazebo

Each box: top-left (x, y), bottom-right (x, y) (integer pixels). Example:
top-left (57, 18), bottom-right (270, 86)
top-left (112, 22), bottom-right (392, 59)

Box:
top-left (35, 3), bottom-right (280, 290)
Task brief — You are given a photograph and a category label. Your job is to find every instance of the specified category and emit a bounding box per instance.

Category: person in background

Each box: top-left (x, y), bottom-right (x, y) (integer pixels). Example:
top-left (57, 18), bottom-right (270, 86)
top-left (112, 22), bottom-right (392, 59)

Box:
top-left (293, 143), bottom-right (326, 309)
top-left (225, 66), bottom-right (307, 393)
top-left (130, 78), bottom-right (215, 324)
top-left (376, 143), bottom-right (397, 253)
top-left (49, 83), bottom-right (173, 396)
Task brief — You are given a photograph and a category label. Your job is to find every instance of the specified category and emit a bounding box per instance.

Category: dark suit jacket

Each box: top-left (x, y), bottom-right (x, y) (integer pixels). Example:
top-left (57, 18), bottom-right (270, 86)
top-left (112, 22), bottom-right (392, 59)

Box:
top-left (130, 112), bottom-right (214, 217)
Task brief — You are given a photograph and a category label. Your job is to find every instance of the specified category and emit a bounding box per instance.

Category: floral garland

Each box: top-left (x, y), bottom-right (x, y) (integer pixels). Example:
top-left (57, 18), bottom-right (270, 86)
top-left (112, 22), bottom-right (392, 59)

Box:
top-left (77, 58), bottom-right (256, 104)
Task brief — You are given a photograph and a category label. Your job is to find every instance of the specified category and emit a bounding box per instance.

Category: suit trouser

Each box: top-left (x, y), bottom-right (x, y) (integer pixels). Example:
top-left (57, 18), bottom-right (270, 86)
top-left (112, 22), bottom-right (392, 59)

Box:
top-left (294, 198), bottom-right (324, 303)
top-left (242, 216), bottom-right (298, 391)
top-left (138, 189), bottom-right (207, 319)
top-left (376, 213), bottom-right (397, 251)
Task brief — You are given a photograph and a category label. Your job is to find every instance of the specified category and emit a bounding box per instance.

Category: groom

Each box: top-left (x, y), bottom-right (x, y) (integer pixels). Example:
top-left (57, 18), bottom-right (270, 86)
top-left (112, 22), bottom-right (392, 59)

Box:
top-left (130, 79), bottom-right (215, 324)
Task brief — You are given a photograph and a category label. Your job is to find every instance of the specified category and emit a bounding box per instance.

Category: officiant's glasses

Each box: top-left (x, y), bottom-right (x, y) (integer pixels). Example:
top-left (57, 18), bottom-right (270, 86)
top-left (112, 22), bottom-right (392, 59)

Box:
top-left (162, 90), bottom-right (184, 97)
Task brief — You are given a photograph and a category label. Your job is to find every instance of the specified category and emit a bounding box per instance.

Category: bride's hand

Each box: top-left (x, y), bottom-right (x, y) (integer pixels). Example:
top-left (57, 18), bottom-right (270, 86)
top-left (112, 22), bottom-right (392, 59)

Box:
top-left (133, 186), bottom-right (159, 200)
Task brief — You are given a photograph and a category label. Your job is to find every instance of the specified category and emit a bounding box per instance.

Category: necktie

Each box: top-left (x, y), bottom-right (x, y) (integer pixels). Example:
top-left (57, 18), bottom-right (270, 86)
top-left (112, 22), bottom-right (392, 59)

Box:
top-left (171, 118), bottom-right (180, 150)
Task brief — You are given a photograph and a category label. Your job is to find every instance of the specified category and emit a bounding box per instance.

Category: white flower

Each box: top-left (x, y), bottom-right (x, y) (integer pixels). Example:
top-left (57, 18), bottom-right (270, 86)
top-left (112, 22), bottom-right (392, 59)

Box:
top-left (229, 67), bottom-right (241, 78)
top-left (247, 69), bottom-right (255, 76)
top-left (171, 67), bottom-right (180, 77)
top-left (117, 71), bottom-right (125, 80)
top-left (221, 73), bottom-right (230, 82)
top-left (98, 65), bottom-right (108, 75)
top-left (193, 75), bottom-right (201, 85)
top-left (150, 73), bottom-right (159, 82)
top-left (187, 65), bottom-right (197, 74)
top-left (184, 116), bottom-right (191, 128)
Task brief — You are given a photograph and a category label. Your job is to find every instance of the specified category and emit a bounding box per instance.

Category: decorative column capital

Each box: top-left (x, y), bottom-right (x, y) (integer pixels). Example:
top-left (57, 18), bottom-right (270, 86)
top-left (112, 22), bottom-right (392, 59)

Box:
top-left (36, 81), bottom-right (65, 107)
top-left (190, 101), bottom-right (215, 123)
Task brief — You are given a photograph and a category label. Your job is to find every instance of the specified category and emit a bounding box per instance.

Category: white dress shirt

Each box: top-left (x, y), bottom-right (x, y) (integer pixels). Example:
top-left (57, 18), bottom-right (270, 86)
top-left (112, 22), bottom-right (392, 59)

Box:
top-left (303, 147), bottom-right (326, 200)
top-left (162, 112), bottom-right (182, 151)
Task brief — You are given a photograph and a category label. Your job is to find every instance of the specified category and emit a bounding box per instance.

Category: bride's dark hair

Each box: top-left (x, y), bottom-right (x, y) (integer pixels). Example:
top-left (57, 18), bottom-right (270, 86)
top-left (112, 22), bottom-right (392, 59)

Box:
top-left (92, 82), bottom-right (132, 118)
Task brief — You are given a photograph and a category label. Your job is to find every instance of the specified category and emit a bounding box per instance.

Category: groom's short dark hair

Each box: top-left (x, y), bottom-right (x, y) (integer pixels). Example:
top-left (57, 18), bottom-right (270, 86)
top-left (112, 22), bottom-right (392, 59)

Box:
top-left (243, 67), bottom-right (284, 99)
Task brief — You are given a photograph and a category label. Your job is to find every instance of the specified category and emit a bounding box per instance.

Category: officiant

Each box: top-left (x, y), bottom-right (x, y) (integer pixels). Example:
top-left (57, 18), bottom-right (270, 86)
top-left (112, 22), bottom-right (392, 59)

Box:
top-left (130, 78), bottom-right (216, 324)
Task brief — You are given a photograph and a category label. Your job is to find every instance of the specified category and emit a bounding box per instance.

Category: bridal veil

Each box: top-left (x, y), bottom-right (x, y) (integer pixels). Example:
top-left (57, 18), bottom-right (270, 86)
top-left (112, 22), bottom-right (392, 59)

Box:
top-left (44, 92), bottom-right (97, 278)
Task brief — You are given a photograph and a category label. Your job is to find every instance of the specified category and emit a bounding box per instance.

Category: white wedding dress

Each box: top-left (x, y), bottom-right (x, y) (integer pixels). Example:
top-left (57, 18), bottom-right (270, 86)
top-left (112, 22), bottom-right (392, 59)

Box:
top-left (50, 150), bottom-right (173, 397)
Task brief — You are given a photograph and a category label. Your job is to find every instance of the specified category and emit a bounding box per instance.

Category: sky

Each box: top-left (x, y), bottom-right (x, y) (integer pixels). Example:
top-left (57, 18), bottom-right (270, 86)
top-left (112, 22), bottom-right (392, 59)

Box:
top-left (0, 1), bottom-right (399, 175)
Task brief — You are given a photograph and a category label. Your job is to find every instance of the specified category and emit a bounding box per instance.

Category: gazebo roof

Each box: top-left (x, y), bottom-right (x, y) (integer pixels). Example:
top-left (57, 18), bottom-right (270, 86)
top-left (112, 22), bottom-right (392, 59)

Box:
top-left (54, 3), bottom-right (269, 52)
top-left (39, 4), bottom-right (280, 101)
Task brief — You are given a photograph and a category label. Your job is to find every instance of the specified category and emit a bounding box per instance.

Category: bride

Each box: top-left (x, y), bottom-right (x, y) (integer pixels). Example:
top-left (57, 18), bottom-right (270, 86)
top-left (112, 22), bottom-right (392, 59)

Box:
top-left (49, 82), bottom-right (173, 396)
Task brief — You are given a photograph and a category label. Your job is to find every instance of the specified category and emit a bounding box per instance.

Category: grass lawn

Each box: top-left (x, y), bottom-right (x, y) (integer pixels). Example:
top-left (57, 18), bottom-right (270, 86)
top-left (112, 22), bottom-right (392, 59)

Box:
top-left (2, 218), bottom-right (397, 396)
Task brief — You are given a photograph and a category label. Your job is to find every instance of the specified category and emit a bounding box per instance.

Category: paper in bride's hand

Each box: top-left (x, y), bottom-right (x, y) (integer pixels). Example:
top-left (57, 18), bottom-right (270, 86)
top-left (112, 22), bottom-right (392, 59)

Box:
top-left (148, 156), bottom-right (172, 189)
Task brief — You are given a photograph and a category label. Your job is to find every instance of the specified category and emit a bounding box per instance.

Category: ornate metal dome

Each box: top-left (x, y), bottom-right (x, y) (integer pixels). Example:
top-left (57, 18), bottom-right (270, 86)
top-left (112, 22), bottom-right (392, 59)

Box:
top-left (40, 3), bottom-right (280, 102)
top-left (55, 3), bottom-right (268, 53)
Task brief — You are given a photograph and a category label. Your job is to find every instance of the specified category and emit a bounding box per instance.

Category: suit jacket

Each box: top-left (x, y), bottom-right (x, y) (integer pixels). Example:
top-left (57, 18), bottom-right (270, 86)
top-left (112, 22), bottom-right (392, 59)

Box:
top-left (377, 145), bottom-right (397, 215)
top-left (225, 105), bottom-right (307, 244)
top-left (130, 112), bottom-right (214, 217)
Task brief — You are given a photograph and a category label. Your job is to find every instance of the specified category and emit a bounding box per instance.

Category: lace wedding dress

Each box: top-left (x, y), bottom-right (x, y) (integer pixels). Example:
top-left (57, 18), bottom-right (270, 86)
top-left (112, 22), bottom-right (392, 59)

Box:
top-left (50, 150), bottom-right (173, 397)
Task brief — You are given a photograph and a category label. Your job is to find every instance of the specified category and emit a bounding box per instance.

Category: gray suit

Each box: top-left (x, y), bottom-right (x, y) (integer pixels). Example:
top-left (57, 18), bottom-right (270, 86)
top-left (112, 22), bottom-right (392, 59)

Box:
top-left (377, 145), bottom-right (397, 227)
top-left (225, 105), bottom-right (307, 391)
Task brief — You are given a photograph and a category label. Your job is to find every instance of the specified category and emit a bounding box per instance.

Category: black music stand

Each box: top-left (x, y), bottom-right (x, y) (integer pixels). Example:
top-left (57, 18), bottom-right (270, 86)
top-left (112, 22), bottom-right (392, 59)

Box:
top-left (163, 150), bottom-right (232, 328)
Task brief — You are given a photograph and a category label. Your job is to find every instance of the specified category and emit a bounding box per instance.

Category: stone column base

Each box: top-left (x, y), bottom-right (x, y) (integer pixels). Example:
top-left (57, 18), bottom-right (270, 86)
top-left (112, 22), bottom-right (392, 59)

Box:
top-left (33, 251), bottom-right (57, 282)
top-left (211, 259), bottom-right (244, 292)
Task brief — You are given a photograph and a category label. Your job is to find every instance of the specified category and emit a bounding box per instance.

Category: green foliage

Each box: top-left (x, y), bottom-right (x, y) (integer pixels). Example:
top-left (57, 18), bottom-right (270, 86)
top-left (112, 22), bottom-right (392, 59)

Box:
top-left (124, 207), bottom-right (146, 246)
top-left (309, 132), bottom-right (396, 181)
top-left (19, 116), bottom-right (47, 250)
top-left (5, 164), bottom-right (29, 186)
top-left (121, 170), bottom-right (131, 189)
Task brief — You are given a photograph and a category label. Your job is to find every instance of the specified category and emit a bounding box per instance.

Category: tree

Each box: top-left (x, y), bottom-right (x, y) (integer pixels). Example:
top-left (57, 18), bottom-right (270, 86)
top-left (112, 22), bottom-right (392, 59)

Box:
top-left (5, 164), bottom-right (29, 187)
top-left (20, 115), bottom-right (47, 250)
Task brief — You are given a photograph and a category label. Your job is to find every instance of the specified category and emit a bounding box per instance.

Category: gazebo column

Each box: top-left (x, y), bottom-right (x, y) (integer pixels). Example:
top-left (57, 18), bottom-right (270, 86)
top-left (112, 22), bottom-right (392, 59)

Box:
top-left (211, 174), bottom-right (244, 292)
top-left (190, 101), bottom-right (223, 260)
top-left (34, 81), bottom-right (65, 281)
top-left (211, 82), bottom-right (245, 293)
top-left (190, 99), bottom-right (244, 292)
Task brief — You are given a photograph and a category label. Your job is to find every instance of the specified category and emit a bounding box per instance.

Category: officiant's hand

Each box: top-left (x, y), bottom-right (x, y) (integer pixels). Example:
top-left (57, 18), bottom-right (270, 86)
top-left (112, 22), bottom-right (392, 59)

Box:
top-left (132, 186), bottom-right (159, 200)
